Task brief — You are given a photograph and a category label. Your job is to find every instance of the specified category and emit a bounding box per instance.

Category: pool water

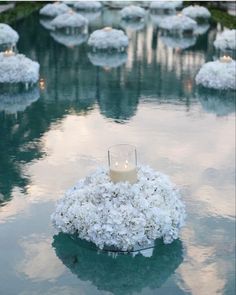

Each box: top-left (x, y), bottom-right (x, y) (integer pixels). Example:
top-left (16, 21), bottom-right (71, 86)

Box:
top-left (0, 8), bottom-right (235, 295)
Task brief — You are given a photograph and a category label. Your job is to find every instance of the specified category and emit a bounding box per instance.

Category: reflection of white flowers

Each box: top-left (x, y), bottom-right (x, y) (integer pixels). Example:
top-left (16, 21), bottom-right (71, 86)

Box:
top-left (0, 87), bottom-right (40, 114)
top-left (196, 60), bottom-right (236, 90)
top-left (160, 35), bottom-right (197, 49)
top-left (88, 51), bottom-right (127, 68)
top-left (120, 5), bottom-right (146, 20)
top-left (88, 28), bottom-right (129, 51)
top-left (182, 5), bottom-right (211, 20)
top-left (0, 23), bottom-right (19, 45)
top-left (51, 166), bottom-right (186, 251)
top-left (50, 31), bottom-right (88, 47)
top-left (0, 53), bottom-right (39, 84)
top-left (40, 3), bottom-right (69, 17)
top-left (214, 30), bottom-right (236, 51)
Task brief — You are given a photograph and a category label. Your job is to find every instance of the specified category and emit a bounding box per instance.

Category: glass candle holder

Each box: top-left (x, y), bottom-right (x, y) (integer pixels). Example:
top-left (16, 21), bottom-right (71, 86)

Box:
top-left (108, 144), bottom-right (137, 184)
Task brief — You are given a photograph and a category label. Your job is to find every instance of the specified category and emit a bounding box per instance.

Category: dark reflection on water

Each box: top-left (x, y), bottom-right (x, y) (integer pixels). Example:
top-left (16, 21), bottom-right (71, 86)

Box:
top-left (53, 233), bottom-right (184, 295)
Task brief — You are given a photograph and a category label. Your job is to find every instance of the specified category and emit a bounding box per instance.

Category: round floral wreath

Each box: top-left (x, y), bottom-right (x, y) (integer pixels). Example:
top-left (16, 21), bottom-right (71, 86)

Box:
top-left (51, 166), bottom-right (186, 251)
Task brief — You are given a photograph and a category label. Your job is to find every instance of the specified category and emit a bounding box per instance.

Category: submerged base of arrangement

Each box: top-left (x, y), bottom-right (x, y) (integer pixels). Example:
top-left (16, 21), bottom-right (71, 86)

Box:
top-left (51, 166), bottom-right (186, 252)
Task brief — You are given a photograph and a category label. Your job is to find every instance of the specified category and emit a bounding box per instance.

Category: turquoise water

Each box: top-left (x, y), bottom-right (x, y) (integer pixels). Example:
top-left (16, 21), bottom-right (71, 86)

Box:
top-left (0, 8), bottom-right (235, 295)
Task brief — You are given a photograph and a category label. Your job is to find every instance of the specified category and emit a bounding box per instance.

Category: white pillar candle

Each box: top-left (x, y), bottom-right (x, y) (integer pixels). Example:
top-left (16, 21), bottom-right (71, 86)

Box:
top-left (110, 161), bottom-right (137, 184)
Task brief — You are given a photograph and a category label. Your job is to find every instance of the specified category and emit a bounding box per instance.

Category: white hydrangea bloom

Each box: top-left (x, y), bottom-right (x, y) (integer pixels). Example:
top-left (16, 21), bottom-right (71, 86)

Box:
top-left (182, 5), bottom-right (211, 19)
top-left (50, 12), bottom-right (88, 29)
top-left (0, 53), bottom-right (40, 84)
top-left (0, 23), bottom-right (19, 45)
top-left (74, 1), bottom-right (102, 10)
top-left (150, 1), bottom-right (182, 10)
top-left (159, 15), bottom-right (197, 33)
top-left (195, 60), bottom-right (236, 90)
top-left (120, 5), bottom-right (146, 20)
top-left (51, 166), bottom-right (186, 251)
top-left (40, 3), bottom-right (69, 17)
top-left (214, 30), bottom-right (236, 51)
top-left (88, 28), bottom-right (129, 51)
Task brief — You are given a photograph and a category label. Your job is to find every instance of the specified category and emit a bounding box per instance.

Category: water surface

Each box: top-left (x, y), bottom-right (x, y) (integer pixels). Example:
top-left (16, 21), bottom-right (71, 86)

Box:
top-left (0, 8), bottom-right (235, 295)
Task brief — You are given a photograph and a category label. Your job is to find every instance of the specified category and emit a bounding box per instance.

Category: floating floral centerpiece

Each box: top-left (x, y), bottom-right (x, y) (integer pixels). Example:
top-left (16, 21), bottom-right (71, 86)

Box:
top-left (120, 5), bottom-right (146, 21)
top-left (0, 53), bottom-right (40, 87)
top-left (159, 14), bottom-right (197, 36)
top-left (150, 1), bottom-right (182, 15)
top-left (214, 30), bottom-right (236, 51)
top-left (182, 5), bottom-right (211, 23)
top-left (0, 23), bottom-right (19, 51)
top-left (40, 2), bottom-right (69, 17)
top-left (195, 58), bottom-right (236, 90)
top-left (51, 145), bottom-right (186, 252)
top-left (50, 10), bottom-right (88, 34)
top-left (88, 27), bottom-right (129, 52)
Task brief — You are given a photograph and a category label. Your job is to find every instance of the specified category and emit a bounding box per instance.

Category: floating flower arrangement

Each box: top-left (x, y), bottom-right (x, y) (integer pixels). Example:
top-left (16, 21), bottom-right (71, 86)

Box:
top-left (214, 30), bottom-right (236, 51)
top-left (40, 2), bottom-right (69, 17)
top-left (51, 166), bottom-right (186, 251)
top-left (88, 27), bottom-right (129, 51)
top-left (50, 10), bottom-right (88, 33)
top-left (0, 52), bottom-right (40, 87)
top-left (159, 14), bottom-right (197, 35)
top-left (0, 23), bottom-right (19, 48)
top-left (73, 1), bottom-right (102, 11)
top-left (120, 5), bottom-right (146, 20)
top-left (182, 5), bottom-right (211, 22)
top-left (195, 58), bottom-right (236, 90)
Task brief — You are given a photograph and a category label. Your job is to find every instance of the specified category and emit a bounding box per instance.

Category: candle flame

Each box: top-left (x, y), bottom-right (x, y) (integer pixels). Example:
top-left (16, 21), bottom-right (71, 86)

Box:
top-left (39, 78), bottom-right (46, 90)
top-left (3, 49), bottom-right (15, 57)
top-left (103, 27), bottom-right (112, 32)
top-left (115, 162), bottom-right (118, 167)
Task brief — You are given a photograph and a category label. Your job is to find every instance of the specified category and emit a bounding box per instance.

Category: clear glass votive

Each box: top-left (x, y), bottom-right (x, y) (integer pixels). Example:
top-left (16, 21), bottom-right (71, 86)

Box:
top-left (108, 144), bottom-right (137, 184)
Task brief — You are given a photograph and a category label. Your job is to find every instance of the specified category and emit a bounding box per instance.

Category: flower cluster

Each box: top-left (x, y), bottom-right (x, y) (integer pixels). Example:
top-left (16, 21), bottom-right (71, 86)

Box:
top-left (195, 60), bottom-right (236, 90)
top-left (214, 30), bottom-right (236, 51)
top-left (0, 53), bottom-right (40, 84)
top-left (40, 3), bottom-right (69, 17)
top-left (0, 23), bottom-right (19, 45)
top-left (50, 12), bottom-right (88, 29)
top-left (120, 5), bottom-right (146, 20)
top-left (51, 166), bottom-right (186, 251)
top-left (73, 1), bottom-right (102, 11)
top-left (88, 28), bottom-right (129, 51)
top-left (182, 5), bottom-right (211, 20)
top-left (159, 15), bottom-right (197, 34)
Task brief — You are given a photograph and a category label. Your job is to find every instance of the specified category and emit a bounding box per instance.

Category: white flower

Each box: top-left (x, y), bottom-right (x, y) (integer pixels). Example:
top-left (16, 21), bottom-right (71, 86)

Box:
top-left (51, 166), bottom-right (186, 252)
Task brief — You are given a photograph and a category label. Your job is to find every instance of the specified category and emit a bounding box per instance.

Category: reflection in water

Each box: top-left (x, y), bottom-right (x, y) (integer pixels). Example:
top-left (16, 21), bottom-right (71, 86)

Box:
top-left (50, 31), bottom-right (88, 47)
top-left (0, 87), bottom-right (40, 114)
top-left (53, 233), bottom-right (183, 294)
top-left (0, 9), bottom-right (235, 295)
top-left (197, 89), bottom-right (236, 116)
top-left (120, 19), bottom-right (145, 31)
top-left (160, 34), bottom-right (197, 49)
top-left (88, 51), bottom-right (127, 68)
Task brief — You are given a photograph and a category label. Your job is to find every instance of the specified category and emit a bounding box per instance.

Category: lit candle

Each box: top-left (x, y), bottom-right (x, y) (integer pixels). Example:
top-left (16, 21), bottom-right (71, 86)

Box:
top-left (177, 13), bottom-right (182, 17)
top-left (39, 78), bottom-right (46, 90)
top-left (108, 144), bottom-right (138, 184)
top-left (103, 27), bottom-right (113, 32)
top-left (3, 49), bottom-right (15, 57)
top-left (220, 55), bottom-right (232, 63)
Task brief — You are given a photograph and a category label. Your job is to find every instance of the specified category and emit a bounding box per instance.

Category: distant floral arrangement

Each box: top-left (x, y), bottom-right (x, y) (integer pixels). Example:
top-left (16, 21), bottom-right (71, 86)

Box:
top-left (51, 166), bottom-right (186, 251)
